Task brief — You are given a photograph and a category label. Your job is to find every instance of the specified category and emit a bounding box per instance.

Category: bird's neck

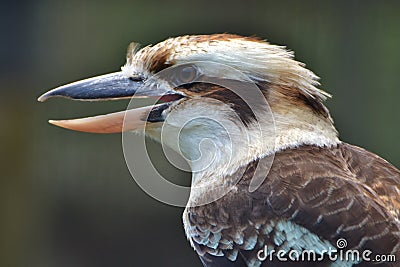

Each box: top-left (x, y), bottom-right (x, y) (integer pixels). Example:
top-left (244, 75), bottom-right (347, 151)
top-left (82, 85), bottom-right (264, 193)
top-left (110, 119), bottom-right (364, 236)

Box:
top-left (186, 105), bottom-right (339, 188)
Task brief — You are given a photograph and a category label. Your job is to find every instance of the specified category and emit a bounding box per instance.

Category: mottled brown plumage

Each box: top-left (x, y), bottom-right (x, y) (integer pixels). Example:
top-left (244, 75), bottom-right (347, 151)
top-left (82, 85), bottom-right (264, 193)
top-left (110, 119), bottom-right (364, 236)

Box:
top-left (185, 143), bottom-right (400, 266)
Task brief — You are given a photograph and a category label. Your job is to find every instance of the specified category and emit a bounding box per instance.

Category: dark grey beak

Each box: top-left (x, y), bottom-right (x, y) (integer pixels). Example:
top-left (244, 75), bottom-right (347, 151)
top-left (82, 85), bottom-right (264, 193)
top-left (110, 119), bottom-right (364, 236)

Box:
top-left (37, 71), bottom-right (184, 133)
top-left (37, 72), bottom-right (144, 102)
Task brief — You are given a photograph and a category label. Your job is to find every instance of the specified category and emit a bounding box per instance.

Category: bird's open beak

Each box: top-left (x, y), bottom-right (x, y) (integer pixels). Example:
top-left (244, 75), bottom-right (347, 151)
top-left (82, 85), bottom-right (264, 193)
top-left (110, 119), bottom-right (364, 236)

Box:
top-left (38, 72), bottom-right (183, 133)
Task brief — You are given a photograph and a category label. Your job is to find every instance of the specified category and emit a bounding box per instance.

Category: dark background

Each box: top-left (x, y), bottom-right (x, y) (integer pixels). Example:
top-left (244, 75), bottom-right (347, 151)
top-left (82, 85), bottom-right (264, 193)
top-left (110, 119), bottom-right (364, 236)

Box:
top-left (1, 0), bottom-right (399, 266)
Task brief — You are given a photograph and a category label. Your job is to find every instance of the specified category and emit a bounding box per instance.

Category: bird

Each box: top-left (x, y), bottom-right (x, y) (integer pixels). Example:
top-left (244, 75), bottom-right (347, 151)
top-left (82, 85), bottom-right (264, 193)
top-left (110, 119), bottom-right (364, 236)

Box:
top-left (38, 34), bottom-right (400, 267)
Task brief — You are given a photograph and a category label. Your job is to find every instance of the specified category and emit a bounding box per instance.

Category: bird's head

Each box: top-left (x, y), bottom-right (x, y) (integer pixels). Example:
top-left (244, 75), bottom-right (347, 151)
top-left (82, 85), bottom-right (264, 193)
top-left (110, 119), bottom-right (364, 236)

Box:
top-left (39, 34), bottom-right (339, 177)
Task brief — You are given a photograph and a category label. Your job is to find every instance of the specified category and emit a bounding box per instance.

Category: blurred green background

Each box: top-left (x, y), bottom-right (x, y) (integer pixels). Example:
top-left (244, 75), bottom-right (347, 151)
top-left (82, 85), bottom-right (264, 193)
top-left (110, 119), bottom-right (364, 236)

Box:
top-left (1, 0), bottom-right (399, 266)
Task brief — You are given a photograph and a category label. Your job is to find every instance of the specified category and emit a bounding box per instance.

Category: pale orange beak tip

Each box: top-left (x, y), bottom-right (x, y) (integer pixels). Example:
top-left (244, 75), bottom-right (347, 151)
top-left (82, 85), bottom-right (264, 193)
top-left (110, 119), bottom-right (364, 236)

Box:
top-left (46, 105), bottom-right (156, 134)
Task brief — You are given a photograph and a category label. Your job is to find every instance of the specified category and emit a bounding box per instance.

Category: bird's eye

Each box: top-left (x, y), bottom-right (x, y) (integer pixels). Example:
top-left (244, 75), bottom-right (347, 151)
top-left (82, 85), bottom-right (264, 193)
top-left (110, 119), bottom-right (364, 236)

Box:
top-left (177, 65), bottom-right (198, 84)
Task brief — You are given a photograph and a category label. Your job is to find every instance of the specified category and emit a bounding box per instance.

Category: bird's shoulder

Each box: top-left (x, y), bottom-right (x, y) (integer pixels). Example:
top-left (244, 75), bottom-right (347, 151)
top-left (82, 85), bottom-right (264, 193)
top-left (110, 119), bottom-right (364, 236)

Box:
top-left (185, 143), bottom-right (400, 266)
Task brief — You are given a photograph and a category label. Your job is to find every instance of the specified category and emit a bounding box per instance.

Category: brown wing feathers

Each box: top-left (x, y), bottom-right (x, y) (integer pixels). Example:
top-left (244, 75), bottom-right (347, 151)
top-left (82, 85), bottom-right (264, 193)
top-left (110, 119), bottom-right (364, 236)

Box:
top-left (186, 143), bottom-right (400, 266)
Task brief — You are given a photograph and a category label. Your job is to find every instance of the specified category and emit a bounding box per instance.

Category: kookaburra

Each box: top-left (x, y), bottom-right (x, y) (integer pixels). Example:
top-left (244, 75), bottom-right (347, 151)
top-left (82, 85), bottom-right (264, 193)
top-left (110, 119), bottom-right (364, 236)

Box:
top-left (39, 34), bottom-right (400, 267)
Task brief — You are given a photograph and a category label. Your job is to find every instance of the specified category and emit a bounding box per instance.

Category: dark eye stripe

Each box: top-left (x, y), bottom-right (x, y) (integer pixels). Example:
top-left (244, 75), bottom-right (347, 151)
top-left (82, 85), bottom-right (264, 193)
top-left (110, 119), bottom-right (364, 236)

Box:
top-left (175, 82), bottom-right (258, 126)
